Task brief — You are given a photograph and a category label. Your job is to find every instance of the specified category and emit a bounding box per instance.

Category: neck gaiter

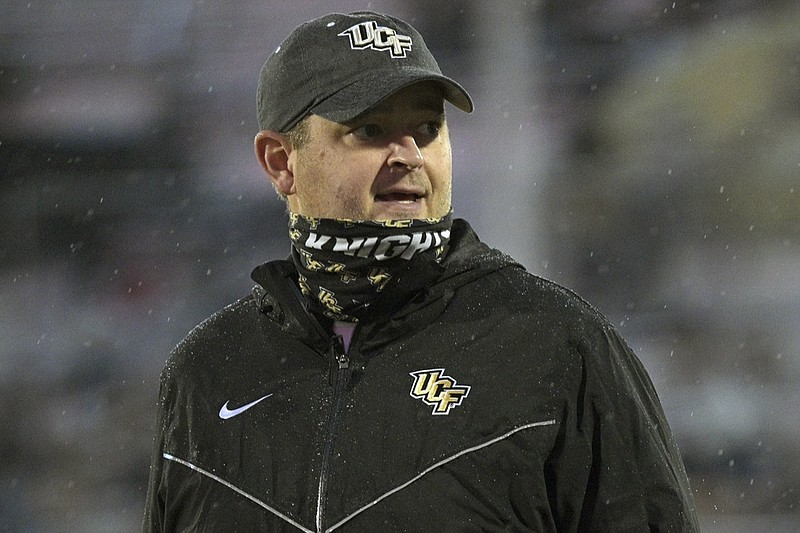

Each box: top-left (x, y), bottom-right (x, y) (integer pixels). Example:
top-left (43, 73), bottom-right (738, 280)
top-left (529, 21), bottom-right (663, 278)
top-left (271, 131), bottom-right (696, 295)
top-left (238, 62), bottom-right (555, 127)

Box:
top-left (289, 212), bottom-right (452, 322)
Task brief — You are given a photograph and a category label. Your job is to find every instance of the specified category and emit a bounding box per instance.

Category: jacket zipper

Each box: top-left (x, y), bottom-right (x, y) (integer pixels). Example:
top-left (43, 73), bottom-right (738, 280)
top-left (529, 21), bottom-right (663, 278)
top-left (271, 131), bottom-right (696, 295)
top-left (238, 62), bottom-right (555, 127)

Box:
top-left (316, 337), bottom-right (350, 532)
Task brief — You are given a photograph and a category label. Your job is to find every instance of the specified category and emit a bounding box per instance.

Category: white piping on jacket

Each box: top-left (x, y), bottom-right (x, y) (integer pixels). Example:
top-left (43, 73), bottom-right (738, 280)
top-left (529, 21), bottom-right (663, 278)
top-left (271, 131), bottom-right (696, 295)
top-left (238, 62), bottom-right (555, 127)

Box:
top-left (162, 453), bottom-right (314, 533)
top-left (163, 418), bottom-right (557, 533)
top-left (326, 418), bottom-right (557, 531)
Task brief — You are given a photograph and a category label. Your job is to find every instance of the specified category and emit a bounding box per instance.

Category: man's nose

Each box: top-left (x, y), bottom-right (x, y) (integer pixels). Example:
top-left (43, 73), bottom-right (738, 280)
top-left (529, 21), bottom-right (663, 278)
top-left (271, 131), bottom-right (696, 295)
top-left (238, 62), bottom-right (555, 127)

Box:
top-left (387, 134), bottom-right (423, 170)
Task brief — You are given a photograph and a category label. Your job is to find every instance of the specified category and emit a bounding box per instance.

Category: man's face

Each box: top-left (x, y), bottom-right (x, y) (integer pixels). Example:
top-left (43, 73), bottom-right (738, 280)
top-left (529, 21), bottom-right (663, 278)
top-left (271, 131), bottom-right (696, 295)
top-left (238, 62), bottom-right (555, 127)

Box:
top-left (286, 82), bottom-right (453, 220)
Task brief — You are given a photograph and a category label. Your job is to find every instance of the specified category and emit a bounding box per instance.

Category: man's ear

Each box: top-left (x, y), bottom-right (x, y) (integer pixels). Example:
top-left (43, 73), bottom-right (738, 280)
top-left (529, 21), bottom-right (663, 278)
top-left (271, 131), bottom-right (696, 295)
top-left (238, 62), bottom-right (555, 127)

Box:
top-left (254, 130), bottom-right (295, 197)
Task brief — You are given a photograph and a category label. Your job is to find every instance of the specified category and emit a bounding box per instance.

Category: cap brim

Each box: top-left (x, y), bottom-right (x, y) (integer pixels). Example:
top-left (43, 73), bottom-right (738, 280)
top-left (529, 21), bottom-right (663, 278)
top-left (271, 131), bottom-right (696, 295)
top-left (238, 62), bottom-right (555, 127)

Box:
top-left (310, 67), bottom-right (473, 124)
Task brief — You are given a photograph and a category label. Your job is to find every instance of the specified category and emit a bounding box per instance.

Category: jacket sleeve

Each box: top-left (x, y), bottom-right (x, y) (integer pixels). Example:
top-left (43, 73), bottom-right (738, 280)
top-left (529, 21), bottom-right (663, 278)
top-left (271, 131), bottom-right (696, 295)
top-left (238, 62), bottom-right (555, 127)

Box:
top-left (547, 321), bottom-right (700, 532)
top-left (142, 373), bottom-right (169, 532)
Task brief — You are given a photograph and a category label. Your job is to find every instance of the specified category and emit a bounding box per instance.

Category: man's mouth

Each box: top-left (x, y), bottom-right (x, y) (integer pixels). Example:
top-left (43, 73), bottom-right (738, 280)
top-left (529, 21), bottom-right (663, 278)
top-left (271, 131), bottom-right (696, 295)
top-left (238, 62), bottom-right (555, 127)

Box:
top-left (375, 193), bottom-right (422, 203)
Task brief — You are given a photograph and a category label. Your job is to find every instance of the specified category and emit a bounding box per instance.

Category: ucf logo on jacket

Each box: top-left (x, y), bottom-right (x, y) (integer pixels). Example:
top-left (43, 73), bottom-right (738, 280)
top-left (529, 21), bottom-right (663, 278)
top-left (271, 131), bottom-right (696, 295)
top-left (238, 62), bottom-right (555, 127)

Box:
top-left (409, 369), bottom-right (471, 415)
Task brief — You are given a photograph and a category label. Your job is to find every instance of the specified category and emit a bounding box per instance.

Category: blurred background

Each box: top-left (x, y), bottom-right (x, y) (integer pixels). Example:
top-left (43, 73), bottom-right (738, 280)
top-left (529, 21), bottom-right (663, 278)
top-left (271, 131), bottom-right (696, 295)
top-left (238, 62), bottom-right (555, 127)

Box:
top-left (1, 0), bottom-right (798, 531)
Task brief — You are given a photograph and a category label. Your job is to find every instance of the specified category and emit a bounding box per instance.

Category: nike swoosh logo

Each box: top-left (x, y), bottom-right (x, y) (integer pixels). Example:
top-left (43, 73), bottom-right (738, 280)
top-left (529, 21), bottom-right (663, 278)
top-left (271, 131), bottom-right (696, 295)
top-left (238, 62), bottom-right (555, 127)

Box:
top-left (218, 394), bottom-right (273, 420)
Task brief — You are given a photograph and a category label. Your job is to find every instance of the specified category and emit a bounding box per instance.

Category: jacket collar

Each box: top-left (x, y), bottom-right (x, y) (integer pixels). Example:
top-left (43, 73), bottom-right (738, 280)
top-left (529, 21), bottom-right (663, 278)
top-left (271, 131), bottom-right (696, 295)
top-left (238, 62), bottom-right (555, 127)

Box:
top-left (250, 218), bottom-right (522, 352)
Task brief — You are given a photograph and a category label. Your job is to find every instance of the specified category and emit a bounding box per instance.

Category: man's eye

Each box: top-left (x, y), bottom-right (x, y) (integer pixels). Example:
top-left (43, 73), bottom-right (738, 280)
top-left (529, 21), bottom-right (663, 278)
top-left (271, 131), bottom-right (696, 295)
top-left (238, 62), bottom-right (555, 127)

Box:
top-left (417, 121), bottom-right (441, 137)
top-left (352, 124), bottom-right (383, 139)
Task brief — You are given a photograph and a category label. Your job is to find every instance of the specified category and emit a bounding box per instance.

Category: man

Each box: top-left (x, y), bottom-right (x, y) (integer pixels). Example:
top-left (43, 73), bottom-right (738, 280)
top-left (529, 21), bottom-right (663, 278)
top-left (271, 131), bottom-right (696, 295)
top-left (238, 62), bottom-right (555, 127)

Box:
top-left (144, 11), bottom-right (700, 532)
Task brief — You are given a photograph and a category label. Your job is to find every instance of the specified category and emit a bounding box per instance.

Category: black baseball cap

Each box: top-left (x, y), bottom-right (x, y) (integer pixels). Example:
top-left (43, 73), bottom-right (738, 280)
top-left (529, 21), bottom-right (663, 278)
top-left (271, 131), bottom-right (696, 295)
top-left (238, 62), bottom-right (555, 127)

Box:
top-left (256, 11), bottom-right (473, 132)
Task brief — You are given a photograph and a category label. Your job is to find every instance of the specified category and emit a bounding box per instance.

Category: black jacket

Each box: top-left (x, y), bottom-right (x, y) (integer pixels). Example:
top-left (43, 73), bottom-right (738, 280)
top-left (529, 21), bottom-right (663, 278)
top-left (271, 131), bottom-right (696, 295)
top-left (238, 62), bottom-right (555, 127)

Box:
top-left (144, 219), bottom-right (699, 532)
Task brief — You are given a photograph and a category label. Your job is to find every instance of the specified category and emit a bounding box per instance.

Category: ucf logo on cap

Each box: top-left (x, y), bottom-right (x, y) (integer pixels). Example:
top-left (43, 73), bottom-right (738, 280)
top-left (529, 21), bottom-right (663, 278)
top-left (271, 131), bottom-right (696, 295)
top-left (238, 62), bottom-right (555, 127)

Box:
top-left (338, 21), bottom-right (413, 58)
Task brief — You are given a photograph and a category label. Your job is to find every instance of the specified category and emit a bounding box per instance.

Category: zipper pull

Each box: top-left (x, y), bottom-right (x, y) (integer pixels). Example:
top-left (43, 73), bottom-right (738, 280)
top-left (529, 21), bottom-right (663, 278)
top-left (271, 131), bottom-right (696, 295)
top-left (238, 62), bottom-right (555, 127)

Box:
top-left (337, 352), bottom-right (349, 370)
top-left (327, 335), bottom-right (348, 384)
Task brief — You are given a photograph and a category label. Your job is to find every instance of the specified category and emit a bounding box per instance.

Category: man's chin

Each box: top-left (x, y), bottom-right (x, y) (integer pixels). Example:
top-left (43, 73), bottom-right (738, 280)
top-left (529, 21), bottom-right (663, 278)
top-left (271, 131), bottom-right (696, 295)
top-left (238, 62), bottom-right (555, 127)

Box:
top-left (292, 202), bottom-right (449, 222)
